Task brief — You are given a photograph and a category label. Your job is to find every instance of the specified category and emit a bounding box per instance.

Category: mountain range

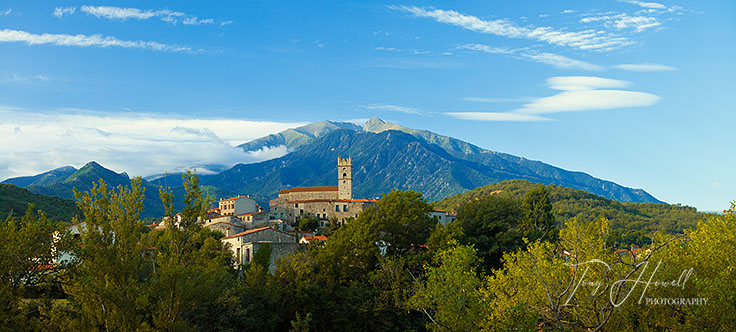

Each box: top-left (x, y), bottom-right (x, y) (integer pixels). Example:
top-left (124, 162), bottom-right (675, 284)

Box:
top-left (3, 117), bottom-right (663, 217)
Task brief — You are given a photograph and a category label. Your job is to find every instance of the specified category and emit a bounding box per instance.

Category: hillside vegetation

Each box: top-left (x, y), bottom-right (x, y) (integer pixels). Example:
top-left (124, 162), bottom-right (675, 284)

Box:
top-left (0, 183), bottom-right (79, 221)
top-left (434, 179), bottom-right (711, 245)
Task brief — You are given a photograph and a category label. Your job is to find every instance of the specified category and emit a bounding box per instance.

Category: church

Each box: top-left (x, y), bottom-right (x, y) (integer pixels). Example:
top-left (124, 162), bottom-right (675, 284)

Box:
top-left (269, 156), bottom-right (377, 226)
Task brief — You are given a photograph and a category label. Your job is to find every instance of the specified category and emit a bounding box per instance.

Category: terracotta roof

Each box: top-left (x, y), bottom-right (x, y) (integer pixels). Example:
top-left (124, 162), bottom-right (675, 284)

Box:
top-left (220, 195), bottom-right (253, 202)
top-left (271, 198), bottom-right (378, 206)
top-left (279, 186), bottom-right (338, 195)
top-left (223, 226), bottom-right (273, 239)
top-left (301, 235), bottom-right (328, 241)
top-left (237, 211), bottom-right (263, 217)
top-left (432, 209), bottom-right (446, 213)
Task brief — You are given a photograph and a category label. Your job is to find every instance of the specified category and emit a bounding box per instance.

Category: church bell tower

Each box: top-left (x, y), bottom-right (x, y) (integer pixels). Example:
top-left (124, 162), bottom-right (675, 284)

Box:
top-left (337, 156), bottom-right (352, 200)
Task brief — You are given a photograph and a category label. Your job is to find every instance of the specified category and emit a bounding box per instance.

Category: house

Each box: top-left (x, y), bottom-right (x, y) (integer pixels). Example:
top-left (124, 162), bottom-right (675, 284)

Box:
top-left (269, 157), bottom-right (378, 226)
top-left (428, 209), bottom-right (457, 226)
top-left (218, 195), bottom-right (259, 216)
top-left (221, 227), bottom-right (299, 271)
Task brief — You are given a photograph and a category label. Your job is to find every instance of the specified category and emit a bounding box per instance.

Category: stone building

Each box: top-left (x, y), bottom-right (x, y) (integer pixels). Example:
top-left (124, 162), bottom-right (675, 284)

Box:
top-left (217, 195), bottom-right (258, 216)
top-left (429, 209), bottom-right (457, 226)
top-left (269, 156), bottom-right (377, 226)
top-left (221, 227), bottom-right (299, 271)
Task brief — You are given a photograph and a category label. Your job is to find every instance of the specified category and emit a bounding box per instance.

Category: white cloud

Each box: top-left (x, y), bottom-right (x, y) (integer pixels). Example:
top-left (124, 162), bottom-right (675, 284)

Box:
top-left (581, 13), bottom-right (661, 32)
top-left (0, 109), bottom-right (304, 180)
top-left (546, 76), bottom-right (630, 90)
top-left (515, 89), bottom-right (660, 114)
top-left (619, 0), bottom-right (667, 10)
top-left (613, 63), bottom-right (676, 71)
top-left (362, 104), bottom-right (421, 114)
top-left (562, 10), bottom-right (577, 14)
top-left (458, 43), bottom-right (514, 55)
top-left (2, 73), bottom-right (56, 84)
top-left (81, 6), bottom-right (184, 21)
top-left (53, 7), bottom-right (76, 19)
top-left (446, 112), bottom-right (552, 121)
top-left (445, 76), bottom-right (660, 121)
top-left (459, 43), bottom-right (603, 71)
top-left (78, 5), bottom-right (220, 26)
top-left (0, 29), bottom-right (192, 52)
top-left (220, 20), bottom-right (233, 27)
top-left (391, 5), bottom-right (632, 51)
top-left (1, 8), bottom-right (12, 16)
top-left (183, 17), bottom-right (214, 25)
top-left (519, 52), bottom-right (604, 71)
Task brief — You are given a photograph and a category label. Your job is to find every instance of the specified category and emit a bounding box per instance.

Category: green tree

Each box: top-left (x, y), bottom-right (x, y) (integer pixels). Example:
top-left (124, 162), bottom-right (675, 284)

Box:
top-left (61, 178), bottom-right (150, 331)
top-left (521, 184), bottom-right (556, 241)
top-left (252, 243), bottom-right (272, 271)
top-left (297, 216), bottom-right (319, 232)
top-left (146, 171), bottom-right (235, 330)
top-left (409, 245), bottom-right (487, 332)
top-left (0, 204), bottom-right (69, 331)
top-left (455, 194), bottom-right (523, 271)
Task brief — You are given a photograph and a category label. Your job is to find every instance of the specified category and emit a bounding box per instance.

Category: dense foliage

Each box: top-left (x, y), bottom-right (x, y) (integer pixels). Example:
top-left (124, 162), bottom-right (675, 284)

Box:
top-left (435, 179), bottom-right (712, 246)
top-left (1, 176), bottom-right (733, 331)
top-left (0, 184), bottom-right (79, 221)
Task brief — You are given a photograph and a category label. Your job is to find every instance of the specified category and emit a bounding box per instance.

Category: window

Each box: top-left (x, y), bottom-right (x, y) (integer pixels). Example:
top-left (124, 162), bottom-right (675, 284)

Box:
top-left (343, 173), bottom-right (347, 178)
top-left (335, 205), bottom-right (340, 212)
top-left (236, 248), bottom-right (241, 264)
top-left (245, 248), bottom-right (250, 263)
top-left (343, 205), bottom-right (348, 212)
top-left (294, 203), bottom-right (298, 208)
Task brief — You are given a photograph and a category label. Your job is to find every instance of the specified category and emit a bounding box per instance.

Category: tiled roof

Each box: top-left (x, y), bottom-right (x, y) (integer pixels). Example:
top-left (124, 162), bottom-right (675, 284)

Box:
top-left (279, 186), bottom-right (338, 195)
top-left (301, 235), bottom-right (328, 241)
top-left (222, 226), bottom-right (272, 239)
top-left (237, 211), bottom-right (263, 217)
top-left (271, 198), bottom-right (378, 206)
top-left (220, 195), bottom-right (253, 202)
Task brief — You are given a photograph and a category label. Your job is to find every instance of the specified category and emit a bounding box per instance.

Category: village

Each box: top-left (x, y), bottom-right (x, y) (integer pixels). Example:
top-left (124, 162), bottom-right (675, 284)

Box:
top-left (145, 156), bottom-right (456, 270)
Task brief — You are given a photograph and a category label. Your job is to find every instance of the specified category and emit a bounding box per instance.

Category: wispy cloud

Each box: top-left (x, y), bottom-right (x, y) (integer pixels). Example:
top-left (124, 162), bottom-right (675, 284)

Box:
top-left (1, 73), bottom-right (56, 84)
top-left (0, 109), bottom-right (304, 180)
top-left (80, 6), bottom-right (186, 22)
top-left (446, 76), bottom-right (660, 121)
top-left (581, 13), bottom-right (661, 32)
top-left (0, 29), bottom-right (193, 52)
top-left (51, 5), bottom-right (230, 26)
top-left (619, 0), bottom-right (668, 10)
top-left (1, 8), bottom-right (12, 16)
top-left (459, 43), bottom-right (603, 71)
top-left (390, 5), bottom-right (632, 51)
top-left (53, 7), bottom-right (75, 19)
top-left (375, 46), bottom-right (401, 52)
top-left (613, 63), bottom-right (676, 72)
top-left (362, 104), bottom-right (421, 114)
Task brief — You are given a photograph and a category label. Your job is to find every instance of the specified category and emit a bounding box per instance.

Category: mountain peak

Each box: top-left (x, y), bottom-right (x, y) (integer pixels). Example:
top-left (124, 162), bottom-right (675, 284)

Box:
top-left (82, 161), bottom-right (103, 169)
top-left (362, 117), bottom-right (408, 133)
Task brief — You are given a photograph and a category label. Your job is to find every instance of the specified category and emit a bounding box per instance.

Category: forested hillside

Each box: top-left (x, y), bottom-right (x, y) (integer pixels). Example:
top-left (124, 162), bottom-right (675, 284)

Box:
top-left (0, 183), bottom-right (79, 221)
top-left (434, 179), bottom-right (711, 245)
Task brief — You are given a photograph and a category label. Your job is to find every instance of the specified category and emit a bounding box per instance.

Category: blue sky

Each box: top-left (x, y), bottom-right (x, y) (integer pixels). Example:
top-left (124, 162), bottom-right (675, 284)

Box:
top-left (0, 1), bottom-right (734, 211)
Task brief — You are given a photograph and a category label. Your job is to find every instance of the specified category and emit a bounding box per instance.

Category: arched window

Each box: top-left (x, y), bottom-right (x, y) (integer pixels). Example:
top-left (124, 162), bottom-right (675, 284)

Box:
top-left (343, 173), bottom-right (347, 178)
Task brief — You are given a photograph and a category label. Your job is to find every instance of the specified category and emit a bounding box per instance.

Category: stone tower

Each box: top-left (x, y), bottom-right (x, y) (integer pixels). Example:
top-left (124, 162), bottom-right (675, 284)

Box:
top-left (337, 156), bottom-right (352, 200)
